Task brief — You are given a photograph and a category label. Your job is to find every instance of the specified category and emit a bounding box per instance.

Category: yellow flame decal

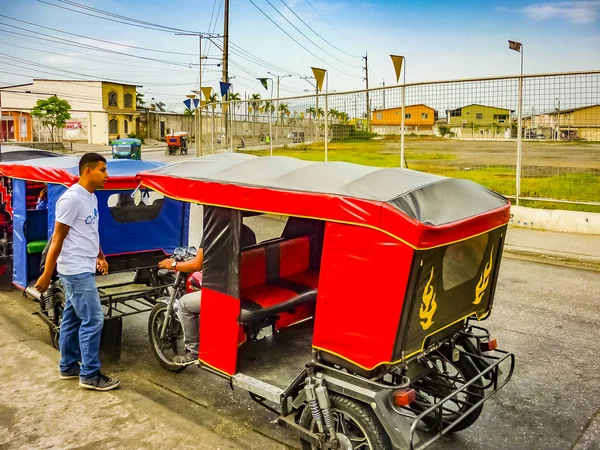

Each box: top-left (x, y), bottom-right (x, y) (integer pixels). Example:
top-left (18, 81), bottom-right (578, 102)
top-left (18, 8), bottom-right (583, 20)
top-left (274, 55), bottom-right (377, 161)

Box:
top-left (419, 267), bottom-right (437, 330)
top-left (474, 246), bottom-right (494, 305)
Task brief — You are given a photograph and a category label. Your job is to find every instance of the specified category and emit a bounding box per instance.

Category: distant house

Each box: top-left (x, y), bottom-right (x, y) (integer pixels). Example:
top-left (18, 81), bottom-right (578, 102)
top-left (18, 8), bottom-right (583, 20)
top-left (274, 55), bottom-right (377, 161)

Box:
top-left (529, 104), bottom-right (600, 141)
top-left (0, 79), bottom-right (139, 145)
top-left (371, 104), bottom-right (437, 135)
top-left (445, 104), bottom-right (513, 139)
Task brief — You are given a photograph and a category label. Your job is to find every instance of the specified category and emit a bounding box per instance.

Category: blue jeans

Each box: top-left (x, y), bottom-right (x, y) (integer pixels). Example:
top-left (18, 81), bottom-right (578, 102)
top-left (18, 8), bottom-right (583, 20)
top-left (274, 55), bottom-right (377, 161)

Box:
top-left (58, 272), bottom-right (104, 379)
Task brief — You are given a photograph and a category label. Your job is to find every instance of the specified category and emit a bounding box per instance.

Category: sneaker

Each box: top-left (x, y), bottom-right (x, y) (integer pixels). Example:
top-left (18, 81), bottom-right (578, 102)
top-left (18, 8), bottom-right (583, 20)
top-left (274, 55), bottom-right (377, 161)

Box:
top-left (79, 373), bottom-right (121, 391)
top-left (59, 366), bottom-right (80, 380)
top-left (173, 352), bottom-right (198, 366)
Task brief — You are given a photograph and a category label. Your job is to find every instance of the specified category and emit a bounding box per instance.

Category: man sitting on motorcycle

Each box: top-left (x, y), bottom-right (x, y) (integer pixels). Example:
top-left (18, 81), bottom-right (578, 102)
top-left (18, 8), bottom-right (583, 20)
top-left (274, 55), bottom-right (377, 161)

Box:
top-left (157, 224), bottom-right (257, 366)
top-left (158, 250), bottom-right (203, 365)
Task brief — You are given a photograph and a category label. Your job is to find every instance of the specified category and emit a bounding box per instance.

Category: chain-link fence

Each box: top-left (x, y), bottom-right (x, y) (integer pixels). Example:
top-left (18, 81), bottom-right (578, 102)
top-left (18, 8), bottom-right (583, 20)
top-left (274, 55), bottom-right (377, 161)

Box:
top-left (196, 70), bottom-right (600, 212)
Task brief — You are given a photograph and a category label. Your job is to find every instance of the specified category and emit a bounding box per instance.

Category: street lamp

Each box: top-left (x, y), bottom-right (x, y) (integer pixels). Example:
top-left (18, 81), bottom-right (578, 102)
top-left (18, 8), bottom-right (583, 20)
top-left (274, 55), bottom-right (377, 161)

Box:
top-left (257, 77), bottom-right (274, 155)
top-left (508, 39), bottom-right (524, 205)
top-left (267, 72), bottom-right (292, 140)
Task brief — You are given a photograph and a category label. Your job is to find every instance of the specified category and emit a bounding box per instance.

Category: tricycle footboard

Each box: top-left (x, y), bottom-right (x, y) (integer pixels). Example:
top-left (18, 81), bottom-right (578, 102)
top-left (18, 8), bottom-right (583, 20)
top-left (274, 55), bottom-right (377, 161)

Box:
top-left (407, 348), bottom-right (515, 450)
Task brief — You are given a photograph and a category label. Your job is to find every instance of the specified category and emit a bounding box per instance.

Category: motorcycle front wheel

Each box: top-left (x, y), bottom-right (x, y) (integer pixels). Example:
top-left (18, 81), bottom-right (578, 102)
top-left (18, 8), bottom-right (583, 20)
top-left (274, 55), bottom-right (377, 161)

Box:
top-left (148, 301), bottom-right (186, 372)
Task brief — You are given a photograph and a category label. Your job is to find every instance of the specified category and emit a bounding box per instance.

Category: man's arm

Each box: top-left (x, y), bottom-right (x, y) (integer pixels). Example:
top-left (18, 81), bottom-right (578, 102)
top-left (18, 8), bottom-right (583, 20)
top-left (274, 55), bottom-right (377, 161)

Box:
top-left (158, 249), bottom-right (203, 273)
top-left (34, 222), bottom-right (70, 293)
top-left (97, 247), bottom-right (108, 275)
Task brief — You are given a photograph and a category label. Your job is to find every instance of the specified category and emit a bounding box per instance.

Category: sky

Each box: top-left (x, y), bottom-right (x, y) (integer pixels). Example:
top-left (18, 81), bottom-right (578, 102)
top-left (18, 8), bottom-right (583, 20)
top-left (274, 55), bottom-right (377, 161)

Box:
top-left (1, 0), bottom-right (599, 112)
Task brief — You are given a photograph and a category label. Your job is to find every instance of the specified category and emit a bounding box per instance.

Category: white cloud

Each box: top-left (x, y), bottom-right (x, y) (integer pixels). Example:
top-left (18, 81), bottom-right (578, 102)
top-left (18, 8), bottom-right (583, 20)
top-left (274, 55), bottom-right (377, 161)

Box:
top-left (41, 54), bottom-right (77, 66)
top-left (496, 6), bottom-right (508, 11)
top-left (522, 1), bottom-right (600, 24)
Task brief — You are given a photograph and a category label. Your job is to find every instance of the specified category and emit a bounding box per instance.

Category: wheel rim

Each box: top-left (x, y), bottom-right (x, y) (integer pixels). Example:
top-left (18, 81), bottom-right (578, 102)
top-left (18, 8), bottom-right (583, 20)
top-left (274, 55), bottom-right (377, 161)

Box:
top-left (414, 352), bottom-right (472, 420)
top-left (150, 308), bottom-right (185, 364)
top-left (308, 407), bottom-right (373, 450)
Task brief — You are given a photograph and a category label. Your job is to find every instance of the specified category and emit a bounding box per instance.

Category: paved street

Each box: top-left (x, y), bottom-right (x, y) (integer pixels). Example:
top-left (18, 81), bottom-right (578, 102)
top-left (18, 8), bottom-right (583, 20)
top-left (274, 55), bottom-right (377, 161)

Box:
top-left (1, 226), bottom-right (599, 449)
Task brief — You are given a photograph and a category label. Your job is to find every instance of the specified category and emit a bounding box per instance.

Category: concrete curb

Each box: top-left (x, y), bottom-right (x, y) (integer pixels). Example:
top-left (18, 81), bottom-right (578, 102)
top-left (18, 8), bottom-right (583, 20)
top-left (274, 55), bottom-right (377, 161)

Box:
top-left (504, 245), bottom-right (600, 272)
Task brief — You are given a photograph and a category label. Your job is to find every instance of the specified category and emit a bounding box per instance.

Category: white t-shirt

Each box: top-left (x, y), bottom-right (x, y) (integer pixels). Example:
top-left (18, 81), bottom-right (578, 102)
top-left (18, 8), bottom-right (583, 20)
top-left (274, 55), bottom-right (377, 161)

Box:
top-left (55, 183), bottom-right (100, 275)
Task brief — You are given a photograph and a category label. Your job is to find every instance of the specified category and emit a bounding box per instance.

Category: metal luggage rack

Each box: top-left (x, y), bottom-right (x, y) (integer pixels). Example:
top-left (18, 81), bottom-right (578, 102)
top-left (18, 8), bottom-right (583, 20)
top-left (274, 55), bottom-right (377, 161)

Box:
top-left (406, 348), bottom-right (516, 450)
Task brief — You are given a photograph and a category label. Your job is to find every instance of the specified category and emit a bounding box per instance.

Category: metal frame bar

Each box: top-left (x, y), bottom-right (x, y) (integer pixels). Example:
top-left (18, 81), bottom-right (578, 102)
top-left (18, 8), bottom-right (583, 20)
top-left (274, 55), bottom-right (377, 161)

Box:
top-left (408, 349), bottom-right (516, 450)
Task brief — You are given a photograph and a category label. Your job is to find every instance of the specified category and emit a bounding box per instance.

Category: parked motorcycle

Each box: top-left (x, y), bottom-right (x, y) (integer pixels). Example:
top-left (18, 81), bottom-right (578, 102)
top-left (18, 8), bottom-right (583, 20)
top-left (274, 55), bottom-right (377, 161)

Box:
top-left (148, 246), bottom-right (201, 372)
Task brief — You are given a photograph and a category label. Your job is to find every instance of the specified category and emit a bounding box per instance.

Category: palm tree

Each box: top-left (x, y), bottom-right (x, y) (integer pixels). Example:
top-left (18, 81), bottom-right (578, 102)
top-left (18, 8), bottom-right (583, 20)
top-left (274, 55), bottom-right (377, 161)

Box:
top-left (250, 93), bottom-right (261, 134)
top-left (278, 103), bottom-right (290, 127)
top-left (228, 92), bottom-right (241, 119)
top-left (339, 111), bottom-right (349, 123)
top-left (306, 107), bottom-right (316, 120)
top-left (208, 93), bottom-right (220, 112)
top-left (136, 92), bottom-right (145, 107)
top-left (328, 108), bottom-right (339, 123)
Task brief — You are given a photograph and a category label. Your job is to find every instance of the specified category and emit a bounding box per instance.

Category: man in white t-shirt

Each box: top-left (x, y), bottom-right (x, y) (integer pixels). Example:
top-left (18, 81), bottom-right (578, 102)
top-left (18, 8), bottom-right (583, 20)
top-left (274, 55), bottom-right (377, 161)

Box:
top-left (35, 153), bottom-right (120, 391)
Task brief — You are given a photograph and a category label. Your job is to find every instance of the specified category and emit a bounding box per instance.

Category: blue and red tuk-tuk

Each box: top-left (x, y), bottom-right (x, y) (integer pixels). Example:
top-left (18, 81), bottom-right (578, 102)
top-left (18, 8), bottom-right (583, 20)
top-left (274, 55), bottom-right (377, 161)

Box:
top-left (137, 153), bottom-right (515, 450)
top-left (0, 156), bottom-right (189, 354)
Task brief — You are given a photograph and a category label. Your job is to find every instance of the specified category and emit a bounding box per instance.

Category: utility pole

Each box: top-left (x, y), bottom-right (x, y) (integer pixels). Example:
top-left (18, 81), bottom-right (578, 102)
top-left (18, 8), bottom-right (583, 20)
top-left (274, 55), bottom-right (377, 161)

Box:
top-left (301, 76), bottom-right (318, 142)
top-left (362, 53), bottom-right (370, 130)
top-left (223, 0), bottom-right (230, 146)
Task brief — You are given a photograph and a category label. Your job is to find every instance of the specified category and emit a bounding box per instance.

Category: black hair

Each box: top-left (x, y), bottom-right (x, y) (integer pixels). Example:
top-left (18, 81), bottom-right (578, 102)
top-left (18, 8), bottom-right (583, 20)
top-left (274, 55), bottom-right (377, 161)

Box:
top-left (79, 153), bottom-right (107, 175)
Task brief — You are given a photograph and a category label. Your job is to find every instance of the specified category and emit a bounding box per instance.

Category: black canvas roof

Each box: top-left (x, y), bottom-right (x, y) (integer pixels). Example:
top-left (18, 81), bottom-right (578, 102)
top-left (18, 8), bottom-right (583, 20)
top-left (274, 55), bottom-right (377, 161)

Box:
top-left (147, 154), bottom-right (508, 226)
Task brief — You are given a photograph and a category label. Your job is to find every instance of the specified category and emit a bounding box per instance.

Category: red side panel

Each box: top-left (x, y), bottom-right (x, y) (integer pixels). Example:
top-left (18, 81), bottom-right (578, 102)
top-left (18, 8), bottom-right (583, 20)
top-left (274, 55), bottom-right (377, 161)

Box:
top-left (313, 223), bottom-right (415, 370)
top-left (279, 236), bottom-right (310, 277)
top-left (199, 288), bottom-right (240, 375)
top-left (240, 246), bottom-right (266, 289)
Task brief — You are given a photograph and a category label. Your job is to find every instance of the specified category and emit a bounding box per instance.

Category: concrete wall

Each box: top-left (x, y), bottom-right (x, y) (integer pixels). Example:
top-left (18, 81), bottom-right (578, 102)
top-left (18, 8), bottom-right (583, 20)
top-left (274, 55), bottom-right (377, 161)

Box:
top-left (510, 205), bottom-right (600, 235)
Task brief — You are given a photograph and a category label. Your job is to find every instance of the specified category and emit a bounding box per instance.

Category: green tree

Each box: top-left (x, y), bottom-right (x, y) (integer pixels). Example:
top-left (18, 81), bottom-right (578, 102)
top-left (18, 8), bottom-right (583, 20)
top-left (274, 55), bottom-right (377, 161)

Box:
top-left (228, 92), bottom-right (241, 119)
top-left (278, 102), bottom-right (290, 126)
top-left (136, 92), bottom-right (145, 107)
top-left (31, 95), bottom-right (72, 143)
top-left (306, 107), bottom-right (316, 120)
top-left (208, 93), bottom-right (220, 112)
top-left (250, 93), bottom-right (262, 134)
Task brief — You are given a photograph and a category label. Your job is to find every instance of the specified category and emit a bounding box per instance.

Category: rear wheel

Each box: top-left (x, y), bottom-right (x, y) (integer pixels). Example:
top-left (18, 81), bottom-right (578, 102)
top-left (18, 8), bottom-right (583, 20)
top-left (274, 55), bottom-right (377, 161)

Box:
top-left (412, 346), bottom-right (484, 432)
top-left (148, 301), bottom-right (186, 372)
top-left (299, 394), bottom-right (390, 450)
top-left (45, 285), bottom-right (65, 349)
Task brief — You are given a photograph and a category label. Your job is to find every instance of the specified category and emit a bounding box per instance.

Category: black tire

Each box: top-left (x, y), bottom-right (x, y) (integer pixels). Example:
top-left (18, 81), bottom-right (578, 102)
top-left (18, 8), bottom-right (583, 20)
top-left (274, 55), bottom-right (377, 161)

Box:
top-left (46, 285), bottom-right (65, 349)
top-left (412, 346), bottom-right (484, 432)
top-left (148, 302), bottom-right (186, 372)
top-left (299, 393), bottom-right (390, 450)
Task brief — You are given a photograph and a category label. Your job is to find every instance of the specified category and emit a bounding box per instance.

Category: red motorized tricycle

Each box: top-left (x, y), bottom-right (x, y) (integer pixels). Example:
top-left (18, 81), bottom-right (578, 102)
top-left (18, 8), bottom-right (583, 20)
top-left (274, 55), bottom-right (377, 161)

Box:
top-left (138, 153), bottom-right (515, 450)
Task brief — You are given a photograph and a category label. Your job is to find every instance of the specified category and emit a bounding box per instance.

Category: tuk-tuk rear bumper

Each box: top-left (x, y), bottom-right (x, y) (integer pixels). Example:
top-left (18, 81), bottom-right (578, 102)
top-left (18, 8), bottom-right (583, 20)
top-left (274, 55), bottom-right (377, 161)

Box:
top-left (312, 345), bottom-right (514, 450)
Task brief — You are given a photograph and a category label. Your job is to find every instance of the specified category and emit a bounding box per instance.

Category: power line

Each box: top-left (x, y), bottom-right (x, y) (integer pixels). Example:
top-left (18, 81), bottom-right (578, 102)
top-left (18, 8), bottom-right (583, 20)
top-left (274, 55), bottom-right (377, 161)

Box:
top-left (278, 0), bottom-right (360, 58)
top-left (0, 15), bottom-right (197, 56)
top-left (259, 0), bottom-right (360, 70)
top-left (5, 43), bottom-right (193, 75)
top-left (303, 0), bottom-right (355, 43)
top-left (0, 26), bottom-right (192, 67)
top-left (0, 53), bottom-right (198, 87)
top-left (246, 0), bottom-right (360, 79)
top-left (36, 0), bottom-right (203, 34)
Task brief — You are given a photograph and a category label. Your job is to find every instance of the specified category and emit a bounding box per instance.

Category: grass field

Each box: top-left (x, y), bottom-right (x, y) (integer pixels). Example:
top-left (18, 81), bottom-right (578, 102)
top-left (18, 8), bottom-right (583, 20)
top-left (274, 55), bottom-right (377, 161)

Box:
top-left (240, 137), bottom-right (600, 212)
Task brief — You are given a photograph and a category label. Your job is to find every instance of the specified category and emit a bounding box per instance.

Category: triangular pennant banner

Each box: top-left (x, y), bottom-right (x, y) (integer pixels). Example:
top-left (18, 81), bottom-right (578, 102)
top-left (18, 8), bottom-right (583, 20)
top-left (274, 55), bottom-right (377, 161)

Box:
top-left (222, 103), bottom-right (229, 113)
top-left (258, 78), bottom-right (269, 90)
top-left (390, 55), bottom-right (404, 83)
top-left (183, 99), bottom-right (192, 110)
top-left (201, 86), bottom-right (213, 101)
top-left (192, 98), bottom-right (200, 109)
top-left (508, 40), bottom-right (522, 52)
top-left (311, 67), bottom-right (326, 93)
top-left (220, 81), bottom-right (232, 98)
